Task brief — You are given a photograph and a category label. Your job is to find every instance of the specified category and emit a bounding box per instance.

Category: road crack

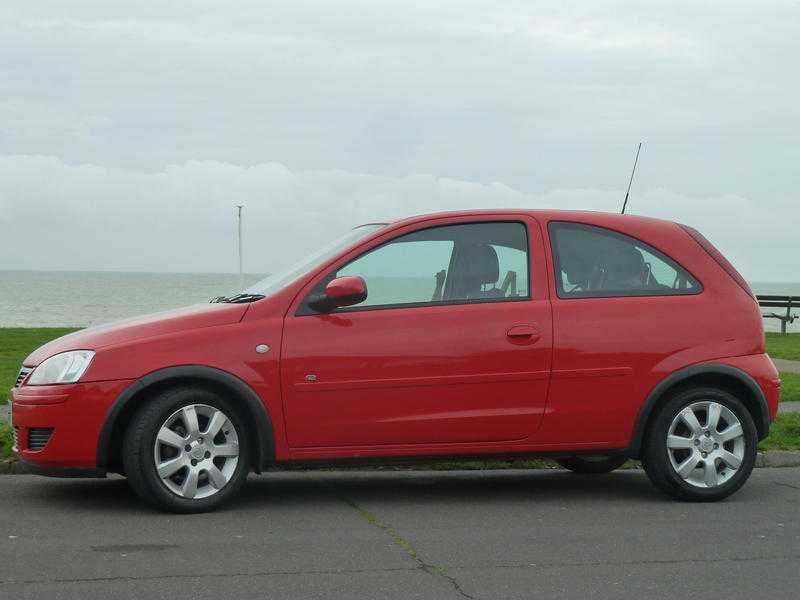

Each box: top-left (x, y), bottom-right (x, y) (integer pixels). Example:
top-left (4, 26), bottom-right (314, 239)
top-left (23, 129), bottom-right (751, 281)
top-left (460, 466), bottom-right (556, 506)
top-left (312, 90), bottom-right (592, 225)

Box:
top-left (774, 481), bottom-right (800, 491)
top-left (333, 491), bottom-right (476, 600)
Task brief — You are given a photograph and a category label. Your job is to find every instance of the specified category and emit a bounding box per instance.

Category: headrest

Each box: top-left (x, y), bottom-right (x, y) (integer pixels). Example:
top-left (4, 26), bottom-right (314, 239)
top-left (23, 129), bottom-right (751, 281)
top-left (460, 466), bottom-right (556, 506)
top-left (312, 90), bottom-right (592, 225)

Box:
top-left (604, 246), bottom-right (644, 280)
top-left (460, 244), bottom-right (500, 285)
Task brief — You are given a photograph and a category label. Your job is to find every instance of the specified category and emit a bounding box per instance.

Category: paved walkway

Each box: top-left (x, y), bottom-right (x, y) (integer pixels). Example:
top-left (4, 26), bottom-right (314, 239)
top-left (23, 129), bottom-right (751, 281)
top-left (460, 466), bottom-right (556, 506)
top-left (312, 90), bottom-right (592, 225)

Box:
top-left (774, 358), bottom-right (800, 373)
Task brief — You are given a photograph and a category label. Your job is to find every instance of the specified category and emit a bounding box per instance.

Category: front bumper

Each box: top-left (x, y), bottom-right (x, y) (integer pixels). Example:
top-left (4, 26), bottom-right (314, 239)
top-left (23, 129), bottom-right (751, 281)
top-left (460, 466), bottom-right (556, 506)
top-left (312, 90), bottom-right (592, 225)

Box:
top-left (11, 379), bottom-right (133, 473)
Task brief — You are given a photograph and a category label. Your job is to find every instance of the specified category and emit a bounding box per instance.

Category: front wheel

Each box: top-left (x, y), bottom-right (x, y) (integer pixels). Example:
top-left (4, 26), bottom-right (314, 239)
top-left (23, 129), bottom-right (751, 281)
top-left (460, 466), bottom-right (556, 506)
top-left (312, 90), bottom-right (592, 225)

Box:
top-left (642, 387), bottom-right (757, 502)
top-left (123, 387), bottom-right (250, 513)
top-left (556, 455), bottom-right (628, 474)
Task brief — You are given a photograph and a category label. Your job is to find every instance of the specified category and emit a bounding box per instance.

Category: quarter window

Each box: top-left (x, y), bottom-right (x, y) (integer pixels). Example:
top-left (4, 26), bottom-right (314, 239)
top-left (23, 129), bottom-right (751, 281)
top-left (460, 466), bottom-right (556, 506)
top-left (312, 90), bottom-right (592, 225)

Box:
top-left (549, 222), bottom-right (701, 298)
top-left (310, 221), bottom-right (530, 311)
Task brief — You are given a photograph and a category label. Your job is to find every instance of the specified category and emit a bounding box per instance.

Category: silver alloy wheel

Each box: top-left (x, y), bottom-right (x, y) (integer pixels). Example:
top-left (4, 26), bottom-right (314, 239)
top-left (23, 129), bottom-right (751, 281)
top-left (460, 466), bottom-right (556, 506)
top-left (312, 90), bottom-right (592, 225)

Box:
top-left (666, 401), bottom-right (745, 488)
top-left (153, 404), bottom-right (240, 500)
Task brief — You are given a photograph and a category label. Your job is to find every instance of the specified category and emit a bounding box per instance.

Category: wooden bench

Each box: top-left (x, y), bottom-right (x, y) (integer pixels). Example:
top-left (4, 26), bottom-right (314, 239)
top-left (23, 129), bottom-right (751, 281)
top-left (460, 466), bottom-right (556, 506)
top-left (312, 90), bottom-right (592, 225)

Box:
top-left (757, 295), bottom-right (799, 334)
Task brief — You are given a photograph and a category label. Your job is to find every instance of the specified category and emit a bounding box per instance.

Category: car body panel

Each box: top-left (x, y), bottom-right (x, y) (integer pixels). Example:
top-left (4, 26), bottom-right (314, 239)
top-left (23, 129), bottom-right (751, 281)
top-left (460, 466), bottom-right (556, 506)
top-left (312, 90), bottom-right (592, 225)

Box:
top-left (24, 303), bottom-right (250, 367)
top-left (11, 209), bottom-right (775, 473)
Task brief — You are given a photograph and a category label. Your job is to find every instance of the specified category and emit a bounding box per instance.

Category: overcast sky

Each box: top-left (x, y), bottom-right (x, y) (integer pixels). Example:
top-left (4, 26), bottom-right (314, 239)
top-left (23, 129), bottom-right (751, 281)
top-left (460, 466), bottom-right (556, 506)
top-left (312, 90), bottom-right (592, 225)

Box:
top-left (1, 1), bottom-right (798, 281)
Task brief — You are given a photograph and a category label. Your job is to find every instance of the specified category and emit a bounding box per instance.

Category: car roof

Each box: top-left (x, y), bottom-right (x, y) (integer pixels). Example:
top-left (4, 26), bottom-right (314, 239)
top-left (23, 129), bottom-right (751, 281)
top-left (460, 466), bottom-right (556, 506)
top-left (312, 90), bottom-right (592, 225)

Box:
top-left (360, 209), bottom-right (679, 231)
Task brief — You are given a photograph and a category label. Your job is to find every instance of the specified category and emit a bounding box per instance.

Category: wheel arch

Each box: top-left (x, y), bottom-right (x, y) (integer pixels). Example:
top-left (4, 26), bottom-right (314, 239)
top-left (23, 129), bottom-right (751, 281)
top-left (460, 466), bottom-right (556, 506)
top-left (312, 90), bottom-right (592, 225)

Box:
top-left (628, 363), bottom-right (769, 458)
top-left (97, 365), bottom-right (275, 474)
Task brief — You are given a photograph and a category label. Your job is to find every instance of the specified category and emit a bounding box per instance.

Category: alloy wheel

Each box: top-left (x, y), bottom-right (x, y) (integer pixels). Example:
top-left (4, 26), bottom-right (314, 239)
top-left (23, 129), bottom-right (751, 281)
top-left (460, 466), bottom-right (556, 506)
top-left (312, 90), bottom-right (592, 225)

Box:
top-left (666, 401), bottom-right (745, 488)
top-left (152, 404), bottom-right (240, 499)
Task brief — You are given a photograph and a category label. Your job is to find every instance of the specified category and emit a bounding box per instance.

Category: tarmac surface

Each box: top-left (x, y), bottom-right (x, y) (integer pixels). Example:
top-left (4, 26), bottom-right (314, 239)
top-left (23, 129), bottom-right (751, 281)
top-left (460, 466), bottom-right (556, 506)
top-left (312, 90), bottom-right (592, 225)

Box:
top-left (773, 358), bottom-right (800, 373)
top-left (1, 467), bottom-right (799, 599)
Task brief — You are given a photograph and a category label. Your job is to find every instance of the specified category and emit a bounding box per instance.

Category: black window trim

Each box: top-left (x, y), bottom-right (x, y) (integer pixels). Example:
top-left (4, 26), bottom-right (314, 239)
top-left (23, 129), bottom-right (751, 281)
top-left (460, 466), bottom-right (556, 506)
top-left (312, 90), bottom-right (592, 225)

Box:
top-left (547, 220), bottom-right (704, 300)
top-left (297, 219), bottom-right (532, 315)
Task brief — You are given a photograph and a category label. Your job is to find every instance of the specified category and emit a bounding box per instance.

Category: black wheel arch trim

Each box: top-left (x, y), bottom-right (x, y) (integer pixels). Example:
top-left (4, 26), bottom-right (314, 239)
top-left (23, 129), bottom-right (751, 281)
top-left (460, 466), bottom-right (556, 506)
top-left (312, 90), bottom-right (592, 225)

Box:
top-left (96, 365), bottom-right (275, 473)
top-left (628, 362), bottom-right (770, 457)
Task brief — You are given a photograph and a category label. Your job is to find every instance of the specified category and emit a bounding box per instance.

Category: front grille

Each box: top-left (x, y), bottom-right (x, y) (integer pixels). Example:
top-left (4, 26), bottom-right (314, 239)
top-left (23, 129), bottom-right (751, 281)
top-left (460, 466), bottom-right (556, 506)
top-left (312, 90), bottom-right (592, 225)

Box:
top-left (27, 428), bottom-right (54, 451)
top-left (15, 366), bottom-right (33, 387)
top-left (12, 427), bottom-right (20, 451)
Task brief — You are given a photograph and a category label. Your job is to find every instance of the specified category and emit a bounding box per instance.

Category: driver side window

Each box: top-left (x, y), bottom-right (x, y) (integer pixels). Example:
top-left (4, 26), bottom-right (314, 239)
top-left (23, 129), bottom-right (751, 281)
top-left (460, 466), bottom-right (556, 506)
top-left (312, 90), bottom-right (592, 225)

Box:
top-left (318, 221), bottom-right (530, 311)
top-left (338, 239), bottom-right (453, 307)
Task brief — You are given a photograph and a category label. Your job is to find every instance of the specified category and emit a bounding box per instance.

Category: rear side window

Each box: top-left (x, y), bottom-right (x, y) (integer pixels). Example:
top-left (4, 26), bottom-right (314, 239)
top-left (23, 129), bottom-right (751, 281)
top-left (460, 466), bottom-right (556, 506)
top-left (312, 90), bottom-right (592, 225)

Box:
top-left (549, 222), bottom-right (701, 298)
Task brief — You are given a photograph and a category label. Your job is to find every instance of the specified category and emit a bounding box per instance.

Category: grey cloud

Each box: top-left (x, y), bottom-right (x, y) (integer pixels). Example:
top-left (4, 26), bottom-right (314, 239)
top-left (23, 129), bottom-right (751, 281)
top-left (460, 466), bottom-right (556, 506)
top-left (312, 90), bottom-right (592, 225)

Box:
top-left (0, 1), bottom-right (797, 279)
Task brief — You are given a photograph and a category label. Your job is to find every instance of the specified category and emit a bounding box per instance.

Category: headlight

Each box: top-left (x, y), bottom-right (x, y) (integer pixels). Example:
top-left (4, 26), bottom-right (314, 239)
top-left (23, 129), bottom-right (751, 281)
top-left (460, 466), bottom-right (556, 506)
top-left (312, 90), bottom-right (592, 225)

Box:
top-left (27, 351), bottom-right (95, 385)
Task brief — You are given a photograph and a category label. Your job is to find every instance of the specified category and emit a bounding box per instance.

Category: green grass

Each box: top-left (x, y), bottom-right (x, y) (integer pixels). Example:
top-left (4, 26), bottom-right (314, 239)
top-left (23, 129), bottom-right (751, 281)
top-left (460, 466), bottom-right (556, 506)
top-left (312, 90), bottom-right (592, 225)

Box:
top-left (780, 372), bottom-right (800, 403)
top-left (759, 413), bottom-right (800, 451)
top-left (1, 328), bottom-right (80, 404)
top-left (765, 332), bottom-right (800, 361)
top-left (0, 422), bottom-right (13, 458)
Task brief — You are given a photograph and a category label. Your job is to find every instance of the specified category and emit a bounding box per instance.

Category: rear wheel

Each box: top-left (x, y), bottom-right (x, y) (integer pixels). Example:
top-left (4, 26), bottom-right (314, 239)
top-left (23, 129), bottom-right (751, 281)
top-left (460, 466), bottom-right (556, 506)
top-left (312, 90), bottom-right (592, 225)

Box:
top-left (556, 455), bottom-right (628, 474)
top-left (642, 387), bottom-right (757, 502)
top-left (123, 387), bottom-right (250, 513)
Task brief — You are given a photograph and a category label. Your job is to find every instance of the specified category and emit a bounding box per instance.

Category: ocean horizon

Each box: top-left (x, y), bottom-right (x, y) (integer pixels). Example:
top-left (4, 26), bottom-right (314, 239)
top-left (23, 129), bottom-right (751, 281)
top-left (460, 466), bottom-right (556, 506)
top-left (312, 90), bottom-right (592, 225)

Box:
top-left (1, 269), bottom-right (798, 332)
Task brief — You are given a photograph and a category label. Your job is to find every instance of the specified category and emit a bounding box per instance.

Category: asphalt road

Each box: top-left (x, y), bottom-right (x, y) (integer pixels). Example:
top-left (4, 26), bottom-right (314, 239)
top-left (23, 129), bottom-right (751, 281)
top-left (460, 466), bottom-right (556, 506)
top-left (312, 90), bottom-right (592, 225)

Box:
top-left (1, 468), bottom-right (799, 600)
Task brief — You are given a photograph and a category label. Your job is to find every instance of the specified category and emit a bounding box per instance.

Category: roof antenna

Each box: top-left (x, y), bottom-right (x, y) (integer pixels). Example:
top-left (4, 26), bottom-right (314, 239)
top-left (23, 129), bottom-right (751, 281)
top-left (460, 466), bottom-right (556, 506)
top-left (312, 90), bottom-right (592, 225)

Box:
top-left (621, 142), bottom-right (643, 214)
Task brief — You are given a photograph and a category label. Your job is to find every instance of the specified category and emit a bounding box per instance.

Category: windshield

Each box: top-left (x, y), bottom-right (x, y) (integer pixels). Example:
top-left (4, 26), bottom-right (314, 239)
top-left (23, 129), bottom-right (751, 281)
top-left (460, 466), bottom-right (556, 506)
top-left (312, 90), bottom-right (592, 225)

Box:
top-left (244, 223), bottom-right (387, 297)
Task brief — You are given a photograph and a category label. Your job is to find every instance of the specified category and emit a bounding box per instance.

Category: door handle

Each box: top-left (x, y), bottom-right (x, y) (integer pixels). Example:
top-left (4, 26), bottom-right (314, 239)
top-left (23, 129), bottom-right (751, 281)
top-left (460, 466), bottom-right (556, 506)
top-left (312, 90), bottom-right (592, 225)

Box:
top-left (506, 324), bottom-right (540, 340)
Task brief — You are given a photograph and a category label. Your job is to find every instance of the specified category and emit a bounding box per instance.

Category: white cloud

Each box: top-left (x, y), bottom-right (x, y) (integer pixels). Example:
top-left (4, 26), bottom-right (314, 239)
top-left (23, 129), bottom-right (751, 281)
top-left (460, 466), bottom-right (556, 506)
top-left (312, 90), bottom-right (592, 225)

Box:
top-left (0, 155), bottom-right (789, 281)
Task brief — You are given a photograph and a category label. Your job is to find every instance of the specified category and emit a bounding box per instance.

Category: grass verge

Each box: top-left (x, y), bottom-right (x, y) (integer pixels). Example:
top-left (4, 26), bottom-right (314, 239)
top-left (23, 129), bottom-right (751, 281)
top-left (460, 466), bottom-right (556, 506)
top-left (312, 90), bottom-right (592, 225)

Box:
top-left (765, 332), bottom-right (800, 361)
top-left (759, 413), bottom-right (800, 451)
top-left (0, 422), bottom-right (13, 458)
top-left (780, 372), bottom-right (800, 403)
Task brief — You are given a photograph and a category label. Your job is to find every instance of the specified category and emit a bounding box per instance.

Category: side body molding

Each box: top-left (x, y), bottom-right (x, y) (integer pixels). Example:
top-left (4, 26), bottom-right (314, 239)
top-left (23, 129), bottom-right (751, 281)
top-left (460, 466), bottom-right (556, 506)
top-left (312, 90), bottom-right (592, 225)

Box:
top-left (96, 365), bottom-right (275, 472)
top-left (628, 363), bottom-right (770, 457)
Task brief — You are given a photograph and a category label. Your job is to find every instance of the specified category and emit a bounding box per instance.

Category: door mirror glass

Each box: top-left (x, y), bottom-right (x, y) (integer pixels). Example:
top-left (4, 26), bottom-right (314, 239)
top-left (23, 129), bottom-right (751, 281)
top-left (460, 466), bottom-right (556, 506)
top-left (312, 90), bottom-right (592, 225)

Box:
top-left (308, 276), bottom-right (368, 312)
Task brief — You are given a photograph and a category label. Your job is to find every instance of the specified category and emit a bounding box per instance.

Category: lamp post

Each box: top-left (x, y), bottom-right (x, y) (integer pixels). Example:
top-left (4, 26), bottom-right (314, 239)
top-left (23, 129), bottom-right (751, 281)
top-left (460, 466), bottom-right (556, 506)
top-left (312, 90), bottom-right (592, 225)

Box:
top-left (236, 205), bottom-right (244, 290)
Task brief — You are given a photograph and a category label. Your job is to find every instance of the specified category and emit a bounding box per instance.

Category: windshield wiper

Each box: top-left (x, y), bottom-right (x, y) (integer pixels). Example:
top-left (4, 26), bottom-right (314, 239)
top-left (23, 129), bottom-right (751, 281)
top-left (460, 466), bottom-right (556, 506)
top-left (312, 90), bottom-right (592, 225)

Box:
top-left (209, 293), bottom-right (266, 304)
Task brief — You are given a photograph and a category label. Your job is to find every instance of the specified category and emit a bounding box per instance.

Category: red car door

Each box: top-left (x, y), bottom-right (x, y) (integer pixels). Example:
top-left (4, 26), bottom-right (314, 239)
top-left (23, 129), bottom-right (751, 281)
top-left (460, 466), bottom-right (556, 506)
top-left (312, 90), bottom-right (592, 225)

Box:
top-left (280, 215), bottom-right (553, 450)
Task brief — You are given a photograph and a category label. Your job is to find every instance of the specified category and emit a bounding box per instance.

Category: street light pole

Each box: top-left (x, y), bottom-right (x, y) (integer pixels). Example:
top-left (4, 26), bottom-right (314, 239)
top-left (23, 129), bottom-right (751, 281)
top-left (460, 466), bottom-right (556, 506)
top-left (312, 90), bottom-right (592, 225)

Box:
top-left (236, 205), bottom-right (244, 290)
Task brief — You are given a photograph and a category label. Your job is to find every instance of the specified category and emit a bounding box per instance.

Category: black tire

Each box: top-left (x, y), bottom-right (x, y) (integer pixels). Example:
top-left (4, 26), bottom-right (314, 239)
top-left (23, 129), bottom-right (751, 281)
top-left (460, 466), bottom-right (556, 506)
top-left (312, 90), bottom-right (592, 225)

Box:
top-left (556, 455), bottom-right (629, 474)
top-left (642, 386), bottom-right (757, 502)
top-left (123, 386), bottom-right (251, 513)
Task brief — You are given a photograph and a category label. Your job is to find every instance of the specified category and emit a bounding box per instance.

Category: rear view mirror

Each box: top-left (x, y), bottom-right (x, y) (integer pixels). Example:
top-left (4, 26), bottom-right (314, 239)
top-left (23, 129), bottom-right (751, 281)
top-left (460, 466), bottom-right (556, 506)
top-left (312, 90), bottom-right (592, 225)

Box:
top-left (308, 276), bottom-right (367, 312)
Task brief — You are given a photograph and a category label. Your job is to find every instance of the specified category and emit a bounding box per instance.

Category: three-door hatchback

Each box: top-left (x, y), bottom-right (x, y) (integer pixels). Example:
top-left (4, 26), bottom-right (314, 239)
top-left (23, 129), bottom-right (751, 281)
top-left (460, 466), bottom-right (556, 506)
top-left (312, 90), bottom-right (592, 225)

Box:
top-left (11, 210), bottom-right (780, 512)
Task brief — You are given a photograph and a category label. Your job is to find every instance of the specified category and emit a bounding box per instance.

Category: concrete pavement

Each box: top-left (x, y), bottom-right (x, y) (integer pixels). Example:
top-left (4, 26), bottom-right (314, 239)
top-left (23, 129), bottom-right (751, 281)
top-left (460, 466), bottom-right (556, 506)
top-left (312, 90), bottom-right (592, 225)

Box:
top-left (773, 358), bottom-right (800, 373)
top-left (1, 468), bottom-right (799, 599)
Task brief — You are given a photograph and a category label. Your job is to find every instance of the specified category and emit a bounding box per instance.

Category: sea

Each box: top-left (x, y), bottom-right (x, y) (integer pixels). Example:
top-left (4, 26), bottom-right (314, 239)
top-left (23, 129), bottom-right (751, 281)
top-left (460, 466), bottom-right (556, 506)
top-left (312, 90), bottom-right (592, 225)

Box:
top-left (0, 271), bottom-right (798, 332)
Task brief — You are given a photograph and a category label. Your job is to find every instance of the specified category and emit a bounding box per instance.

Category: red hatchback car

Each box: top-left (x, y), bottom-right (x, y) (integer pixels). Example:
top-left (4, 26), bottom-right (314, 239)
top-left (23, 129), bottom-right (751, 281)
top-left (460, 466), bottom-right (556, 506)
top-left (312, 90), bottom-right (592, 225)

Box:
top-left (11, 210), bottom-right (779, 512)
